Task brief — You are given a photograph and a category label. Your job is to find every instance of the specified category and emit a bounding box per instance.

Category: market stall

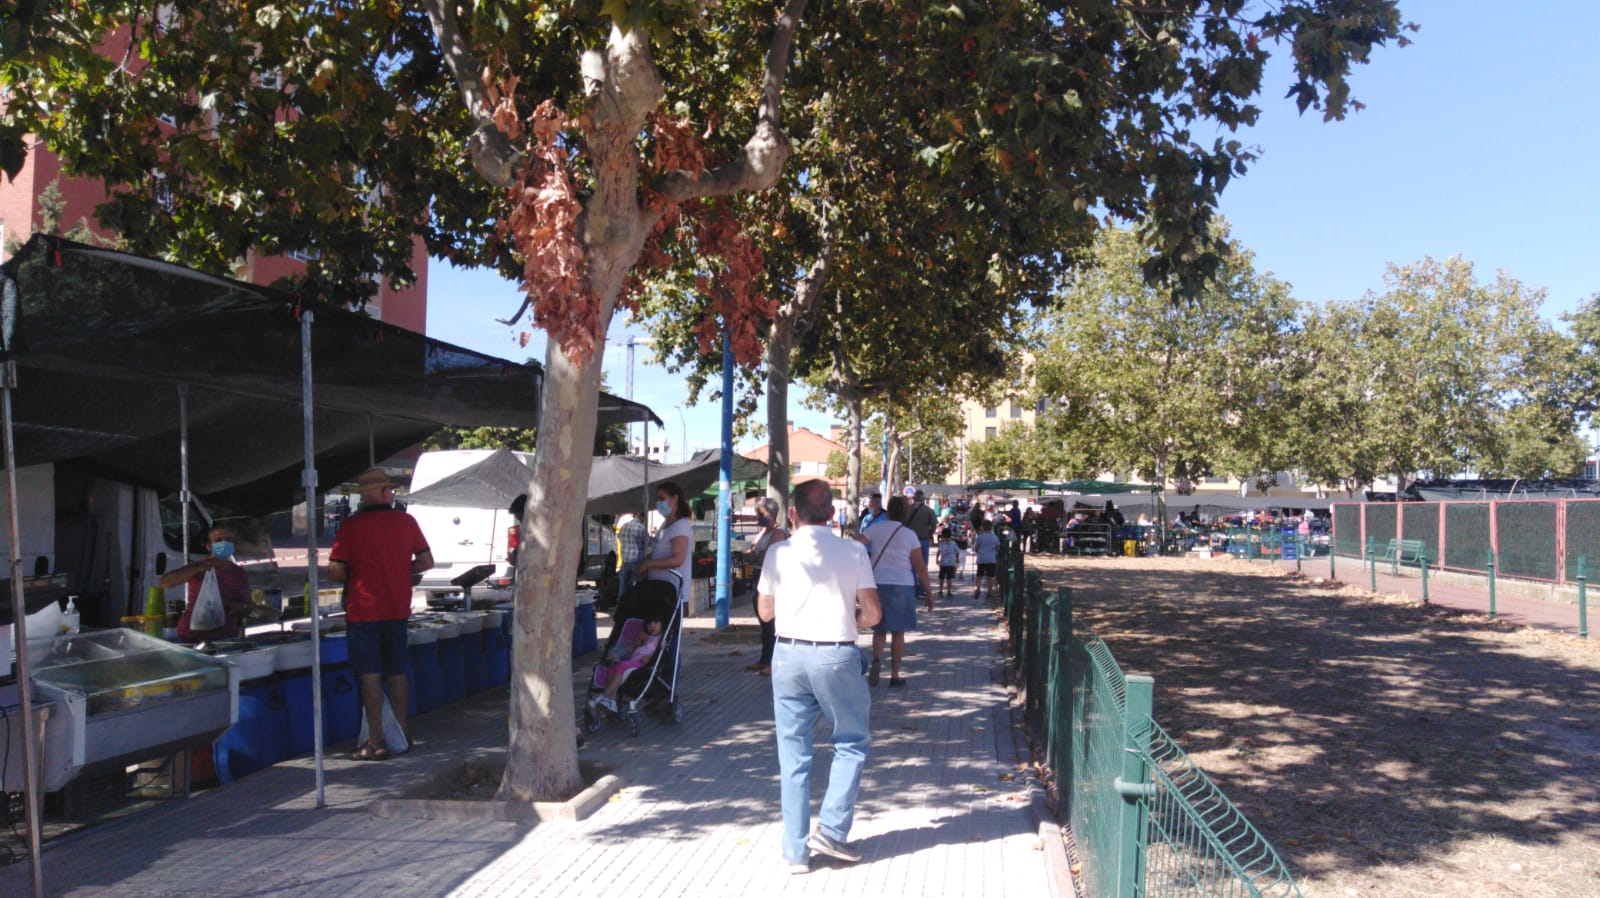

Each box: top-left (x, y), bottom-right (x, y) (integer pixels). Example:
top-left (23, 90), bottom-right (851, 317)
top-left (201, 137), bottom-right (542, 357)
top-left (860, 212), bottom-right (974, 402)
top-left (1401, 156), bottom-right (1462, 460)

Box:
top-left (0, 235), bottom-right (660, 893)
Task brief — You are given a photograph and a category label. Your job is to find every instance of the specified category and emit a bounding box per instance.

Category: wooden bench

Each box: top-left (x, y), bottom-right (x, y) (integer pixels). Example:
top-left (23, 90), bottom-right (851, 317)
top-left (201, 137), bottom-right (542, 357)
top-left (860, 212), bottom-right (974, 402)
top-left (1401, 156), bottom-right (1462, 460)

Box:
top-left (1375, 538), bottom-right (1426, 574)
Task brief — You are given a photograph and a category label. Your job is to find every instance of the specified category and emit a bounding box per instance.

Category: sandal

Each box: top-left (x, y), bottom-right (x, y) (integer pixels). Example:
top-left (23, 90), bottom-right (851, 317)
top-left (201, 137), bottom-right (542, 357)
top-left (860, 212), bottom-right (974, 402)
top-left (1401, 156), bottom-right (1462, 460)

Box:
top-left (349, 742), bottom-right (389, 761)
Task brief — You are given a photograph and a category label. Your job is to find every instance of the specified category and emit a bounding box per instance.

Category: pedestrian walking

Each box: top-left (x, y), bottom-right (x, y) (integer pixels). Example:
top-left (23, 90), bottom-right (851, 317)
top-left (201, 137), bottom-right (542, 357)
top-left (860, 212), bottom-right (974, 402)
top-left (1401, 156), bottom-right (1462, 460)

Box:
top-left (757, 479), bottom-right (883, 873)
top-left (862, 496), bottom-right (935, 688)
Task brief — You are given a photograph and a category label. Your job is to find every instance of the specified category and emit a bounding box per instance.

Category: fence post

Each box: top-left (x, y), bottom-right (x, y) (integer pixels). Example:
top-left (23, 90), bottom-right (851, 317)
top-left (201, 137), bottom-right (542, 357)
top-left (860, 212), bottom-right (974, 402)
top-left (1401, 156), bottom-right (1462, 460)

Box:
top-left (1420, 547), bottom-right (1429, 605)
top-left (1033, 581), bottom-right (1052, 728)
top-left (1114, 675), bottom-right (1155, 898)
top-left (1046, 587), bottom-right (1072, 771)
top-left (1580, 557), bottom-right (1589, 641)
top-left (1330, 532), bottom-right (1336, 579)
top-left (1368, 537), bottom-right (1376, 592)
top-left (1487, 548), bottom-right (1497, 620)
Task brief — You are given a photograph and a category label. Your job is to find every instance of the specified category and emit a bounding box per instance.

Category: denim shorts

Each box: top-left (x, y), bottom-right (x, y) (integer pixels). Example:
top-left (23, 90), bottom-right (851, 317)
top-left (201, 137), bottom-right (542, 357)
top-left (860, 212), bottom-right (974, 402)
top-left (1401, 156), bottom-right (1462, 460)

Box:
top-left (872, 583), bottom-right (919, 633)
top-left (347, 619), bottom-right (410, 677)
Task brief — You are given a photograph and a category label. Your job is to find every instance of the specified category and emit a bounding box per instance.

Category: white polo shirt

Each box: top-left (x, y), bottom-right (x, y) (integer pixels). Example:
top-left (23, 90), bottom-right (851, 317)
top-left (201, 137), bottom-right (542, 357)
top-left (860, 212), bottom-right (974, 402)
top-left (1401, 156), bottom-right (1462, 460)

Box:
top-left (758, 524), bottom-right (876, 642)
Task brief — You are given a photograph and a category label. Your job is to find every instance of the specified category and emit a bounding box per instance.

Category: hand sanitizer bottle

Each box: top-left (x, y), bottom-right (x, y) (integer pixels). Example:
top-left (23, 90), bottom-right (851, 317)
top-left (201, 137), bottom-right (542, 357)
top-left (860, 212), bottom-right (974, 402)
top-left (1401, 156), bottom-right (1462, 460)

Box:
top-left (63, 595), bottom-right (80, 634)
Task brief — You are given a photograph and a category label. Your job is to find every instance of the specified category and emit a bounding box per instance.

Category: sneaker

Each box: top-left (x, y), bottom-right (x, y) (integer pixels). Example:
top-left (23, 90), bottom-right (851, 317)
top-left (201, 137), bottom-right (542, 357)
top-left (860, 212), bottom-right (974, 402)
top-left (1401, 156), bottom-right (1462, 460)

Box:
top-left (889, 677), bottom-right (907, 688)
top-left (867, 659), bottom-right (881, 687)
top-left (598, 695), bottom-right (617, 713)
top-left (788, 860), bottom-right (810, 875)
top-left (806, 831), bottom-right (861, 863)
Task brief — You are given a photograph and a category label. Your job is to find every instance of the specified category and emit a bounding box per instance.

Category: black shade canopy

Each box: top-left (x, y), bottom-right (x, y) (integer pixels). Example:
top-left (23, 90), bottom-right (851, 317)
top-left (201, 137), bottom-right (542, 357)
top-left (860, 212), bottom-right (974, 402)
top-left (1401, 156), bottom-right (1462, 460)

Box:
top-left (0, 235), bottom-right (660, 513)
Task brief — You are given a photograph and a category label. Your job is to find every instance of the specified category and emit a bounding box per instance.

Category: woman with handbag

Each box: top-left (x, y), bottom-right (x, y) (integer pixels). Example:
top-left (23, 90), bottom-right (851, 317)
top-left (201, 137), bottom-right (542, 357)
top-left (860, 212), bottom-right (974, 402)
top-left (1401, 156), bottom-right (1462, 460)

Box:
top-left (862, 496), bottom-right (935, 687)
top-left (160, 525), bottom-right (254, 641)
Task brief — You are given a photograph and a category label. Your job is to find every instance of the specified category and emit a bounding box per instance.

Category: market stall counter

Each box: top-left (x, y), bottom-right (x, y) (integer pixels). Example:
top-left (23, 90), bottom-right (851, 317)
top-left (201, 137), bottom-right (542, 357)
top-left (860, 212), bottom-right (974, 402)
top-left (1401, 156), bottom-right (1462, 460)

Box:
top-left (27, 629), bottom-right (237, 792)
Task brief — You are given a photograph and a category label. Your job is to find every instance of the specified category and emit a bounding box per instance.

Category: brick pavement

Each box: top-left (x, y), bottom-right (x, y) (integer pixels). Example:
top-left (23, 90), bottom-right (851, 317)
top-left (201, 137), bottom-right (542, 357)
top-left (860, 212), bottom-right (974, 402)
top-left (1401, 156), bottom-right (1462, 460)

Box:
top-left (2, 587), bottom-right (1059, 898)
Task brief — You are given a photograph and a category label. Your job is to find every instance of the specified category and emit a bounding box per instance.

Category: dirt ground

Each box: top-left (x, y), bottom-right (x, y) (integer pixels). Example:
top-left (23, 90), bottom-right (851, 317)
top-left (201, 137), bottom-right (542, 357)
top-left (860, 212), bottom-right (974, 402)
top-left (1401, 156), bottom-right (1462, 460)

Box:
top-left (1026, 553), bottom-right (1600, 898)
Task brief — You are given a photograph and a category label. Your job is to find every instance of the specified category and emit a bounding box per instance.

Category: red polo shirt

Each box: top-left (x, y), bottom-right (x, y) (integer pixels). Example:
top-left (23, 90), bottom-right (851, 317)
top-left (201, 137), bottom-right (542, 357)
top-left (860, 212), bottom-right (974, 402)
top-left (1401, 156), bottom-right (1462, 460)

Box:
top-left (330, 505), bottom-right (430, 622)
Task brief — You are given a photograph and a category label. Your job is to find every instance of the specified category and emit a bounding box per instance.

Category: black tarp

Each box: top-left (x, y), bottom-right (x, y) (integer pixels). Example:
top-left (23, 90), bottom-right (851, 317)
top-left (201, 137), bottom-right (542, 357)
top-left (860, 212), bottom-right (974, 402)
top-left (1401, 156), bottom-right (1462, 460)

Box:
top-left (0, 234), bottom-right (660, 513)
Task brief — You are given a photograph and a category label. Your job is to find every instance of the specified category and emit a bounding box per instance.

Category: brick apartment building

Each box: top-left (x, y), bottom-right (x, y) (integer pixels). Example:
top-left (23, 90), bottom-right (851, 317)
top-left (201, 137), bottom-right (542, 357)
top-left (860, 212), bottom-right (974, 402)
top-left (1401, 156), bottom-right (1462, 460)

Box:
top-left (0, 28), bottom-right (428, 330)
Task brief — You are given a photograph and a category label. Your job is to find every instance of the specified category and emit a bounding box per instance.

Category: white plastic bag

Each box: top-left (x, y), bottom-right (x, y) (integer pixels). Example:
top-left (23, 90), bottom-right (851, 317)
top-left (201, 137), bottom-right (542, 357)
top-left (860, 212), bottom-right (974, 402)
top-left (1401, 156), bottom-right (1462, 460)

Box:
top-left (190, 568), bottom-right (226, 631)
top-left (356, 694), bottom-right (410, 753)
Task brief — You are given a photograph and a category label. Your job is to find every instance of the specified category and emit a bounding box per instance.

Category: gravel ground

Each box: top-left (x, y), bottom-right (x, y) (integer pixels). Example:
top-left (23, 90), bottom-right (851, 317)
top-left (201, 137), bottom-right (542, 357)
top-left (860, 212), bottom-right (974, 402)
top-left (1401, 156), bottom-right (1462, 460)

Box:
top-left (1026, 553), bottom-right (1600, 898)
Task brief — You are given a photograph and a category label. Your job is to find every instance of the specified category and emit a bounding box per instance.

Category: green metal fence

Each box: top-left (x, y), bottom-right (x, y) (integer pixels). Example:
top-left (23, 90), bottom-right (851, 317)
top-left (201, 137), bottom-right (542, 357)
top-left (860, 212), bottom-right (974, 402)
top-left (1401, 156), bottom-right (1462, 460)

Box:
top-left (1001, 539), bottom-right (1301, 898)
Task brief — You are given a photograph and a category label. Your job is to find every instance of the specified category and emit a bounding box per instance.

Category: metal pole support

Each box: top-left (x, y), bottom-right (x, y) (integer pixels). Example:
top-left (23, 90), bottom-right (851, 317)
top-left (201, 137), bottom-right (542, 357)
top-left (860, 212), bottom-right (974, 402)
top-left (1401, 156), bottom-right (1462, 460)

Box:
top-left (1487, 548), bottom-right (1497, 620)
top-left (1368, 537), bottom-right (1377, 592)
top-left (1114, 675), bottom-right (1155, 898)
top-left (1420, 547), bottom-right (1429, 605)
top-left (1579, 557), bottom-right (1588, 640)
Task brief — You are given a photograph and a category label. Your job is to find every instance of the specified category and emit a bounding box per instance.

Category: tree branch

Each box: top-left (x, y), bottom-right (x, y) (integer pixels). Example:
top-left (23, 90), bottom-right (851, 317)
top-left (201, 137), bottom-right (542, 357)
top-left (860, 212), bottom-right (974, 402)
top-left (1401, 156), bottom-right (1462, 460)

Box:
top-left (420, 0), bottom-right (523, 189)
top-left (651, 0), bottom-right (809, 204)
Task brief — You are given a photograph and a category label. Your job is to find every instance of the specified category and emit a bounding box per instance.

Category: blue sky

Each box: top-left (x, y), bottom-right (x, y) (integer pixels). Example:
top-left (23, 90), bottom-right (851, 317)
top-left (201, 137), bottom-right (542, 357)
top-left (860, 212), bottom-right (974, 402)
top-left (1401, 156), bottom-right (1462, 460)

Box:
top-left (428, 0), bottom-right (1599, 461)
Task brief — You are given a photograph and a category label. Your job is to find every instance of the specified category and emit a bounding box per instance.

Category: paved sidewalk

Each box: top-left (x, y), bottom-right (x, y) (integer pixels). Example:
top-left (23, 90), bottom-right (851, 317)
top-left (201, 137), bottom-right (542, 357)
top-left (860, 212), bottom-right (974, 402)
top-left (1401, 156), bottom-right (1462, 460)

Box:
top-left (3, 591), bottom-right (1058, 897)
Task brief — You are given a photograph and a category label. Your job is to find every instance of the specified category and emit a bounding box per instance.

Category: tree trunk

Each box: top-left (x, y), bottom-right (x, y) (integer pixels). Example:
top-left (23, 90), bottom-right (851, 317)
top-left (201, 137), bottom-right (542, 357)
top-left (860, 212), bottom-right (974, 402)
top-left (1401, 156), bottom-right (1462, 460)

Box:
top-left (845, 393), bottom-right (863, 531)
top-left (498, 340), bottom-right (601, 802)
top-left (762, 205), bottom-right (835, 516)
top-left (498, 24), bottom-right (659, 804)
top-left (765, 325), bottom-right (795, 515)
top-left (886, 431), bottom-right (905, 496)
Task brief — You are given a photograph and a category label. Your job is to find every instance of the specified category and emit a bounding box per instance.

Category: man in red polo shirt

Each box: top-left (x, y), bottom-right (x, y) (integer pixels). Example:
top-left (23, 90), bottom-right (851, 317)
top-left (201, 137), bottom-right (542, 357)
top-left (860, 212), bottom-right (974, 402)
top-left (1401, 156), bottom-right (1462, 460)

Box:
top-left (330, 467), bottom-right (432, 760)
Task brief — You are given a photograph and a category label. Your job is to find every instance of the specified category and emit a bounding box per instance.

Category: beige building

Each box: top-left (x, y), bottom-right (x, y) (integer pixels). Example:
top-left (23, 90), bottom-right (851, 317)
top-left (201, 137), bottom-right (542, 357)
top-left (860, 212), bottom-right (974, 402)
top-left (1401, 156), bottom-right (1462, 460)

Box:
top-left (950, 396), bottom-right (1038, 486)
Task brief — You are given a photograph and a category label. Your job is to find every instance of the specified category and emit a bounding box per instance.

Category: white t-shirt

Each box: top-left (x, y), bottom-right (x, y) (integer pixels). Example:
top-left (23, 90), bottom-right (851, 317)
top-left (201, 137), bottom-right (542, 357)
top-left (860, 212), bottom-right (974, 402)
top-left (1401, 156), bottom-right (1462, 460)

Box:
top-left (758, 525), bottom-right (876, 642)
top-left (937, 540), bottom-right (960, 567)
top-left (864, 519), bottom-right (923, 587)
top-left (648, 516), bottom-right (695, 605)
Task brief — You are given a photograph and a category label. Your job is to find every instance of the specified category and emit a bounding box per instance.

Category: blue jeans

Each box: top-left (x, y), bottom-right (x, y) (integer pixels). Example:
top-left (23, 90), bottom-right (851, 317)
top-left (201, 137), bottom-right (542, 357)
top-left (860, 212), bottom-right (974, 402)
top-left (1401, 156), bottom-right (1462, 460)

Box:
top-left (772, 641), bottom-right (871, 864)
top-left (617, 561), bottom-right (639, 604)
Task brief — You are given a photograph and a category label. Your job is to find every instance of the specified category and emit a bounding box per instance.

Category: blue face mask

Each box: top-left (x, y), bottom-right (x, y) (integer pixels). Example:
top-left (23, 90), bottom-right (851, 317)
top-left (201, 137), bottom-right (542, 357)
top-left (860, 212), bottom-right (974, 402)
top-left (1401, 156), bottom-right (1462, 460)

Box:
top-left (656, 499), bottom-right (672, 518)
top-left (210, 540), bottom-right (235, 560)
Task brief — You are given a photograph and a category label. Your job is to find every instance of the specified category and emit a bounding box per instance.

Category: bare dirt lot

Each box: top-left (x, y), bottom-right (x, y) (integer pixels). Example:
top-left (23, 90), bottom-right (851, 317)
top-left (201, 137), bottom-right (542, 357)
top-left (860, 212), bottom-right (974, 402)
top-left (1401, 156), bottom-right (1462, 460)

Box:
top-left (1027, 553), bottom-right (1600, 898)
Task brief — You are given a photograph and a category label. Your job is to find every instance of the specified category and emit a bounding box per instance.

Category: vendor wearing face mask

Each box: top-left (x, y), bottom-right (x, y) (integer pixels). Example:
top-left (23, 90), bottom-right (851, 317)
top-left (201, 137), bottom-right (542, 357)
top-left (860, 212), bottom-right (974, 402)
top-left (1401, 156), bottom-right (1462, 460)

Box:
top-left (636, 481), bottom-right (694, 608)
top-left (160, 525), bottom-right (255, 641)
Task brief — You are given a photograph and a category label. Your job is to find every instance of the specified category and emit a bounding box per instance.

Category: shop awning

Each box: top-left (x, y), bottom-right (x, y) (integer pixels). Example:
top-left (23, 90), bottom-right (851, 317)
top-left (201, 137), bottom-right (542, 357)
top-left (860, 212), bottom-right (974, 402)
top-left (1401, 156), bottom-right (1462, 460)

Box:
top-left (0, 235), bottom-right (660, 512)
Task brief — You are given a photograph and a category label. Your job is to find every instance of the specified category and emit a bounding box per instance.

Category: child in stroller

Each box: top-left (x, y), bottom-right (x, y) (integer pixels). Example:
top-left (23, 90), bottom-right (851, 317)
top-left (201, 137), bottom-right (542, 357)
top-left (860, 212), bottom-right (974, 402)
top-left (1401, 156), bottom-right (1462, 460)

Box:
top-left (586, 617), bottom-right (663, 714)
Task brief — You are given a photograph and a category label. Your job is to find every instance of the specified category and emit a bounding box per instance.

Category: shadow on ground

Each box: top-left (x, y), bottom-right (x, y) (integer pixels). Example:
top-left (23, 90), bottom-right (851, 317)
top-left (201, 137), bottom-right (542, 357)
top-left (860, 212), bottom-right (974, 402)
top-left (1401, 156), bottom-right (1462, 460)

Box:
top-left (1027, 555), bottom-right (1600, 887)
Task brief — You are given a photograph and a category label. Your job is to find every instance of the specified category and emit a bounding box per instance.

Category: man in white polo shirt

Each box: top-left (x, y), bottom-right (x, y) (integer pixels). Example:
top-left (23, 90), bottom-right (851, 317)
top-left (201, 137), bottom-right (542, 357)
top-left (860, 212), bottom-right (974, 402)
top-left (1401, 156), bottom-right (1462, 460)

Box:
top-left (757, 479), bottom-right (883, 874)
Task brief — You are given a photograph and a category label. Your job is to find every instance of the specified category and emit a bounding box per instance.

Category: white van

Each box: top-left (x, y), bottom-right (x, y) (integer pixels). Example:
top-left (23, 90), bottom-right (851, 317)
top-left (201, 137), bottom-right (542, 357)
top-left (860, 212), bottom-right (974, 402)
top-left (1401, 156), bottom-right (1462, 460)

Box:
top-left (407, 449), bottom-right (618, 603)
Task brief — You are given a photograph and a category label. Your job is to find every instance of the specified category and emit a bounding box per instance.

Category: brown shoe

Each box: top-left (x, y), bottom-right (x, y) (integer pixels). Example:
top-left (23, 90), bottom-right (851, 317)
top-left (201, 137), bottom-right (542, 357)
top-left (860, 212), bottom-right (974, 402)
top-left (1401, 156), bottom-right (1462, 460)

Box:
top-left (744, 662), bottom-right (765, 671)
top-left (758, 666), bottom-right (772, 676)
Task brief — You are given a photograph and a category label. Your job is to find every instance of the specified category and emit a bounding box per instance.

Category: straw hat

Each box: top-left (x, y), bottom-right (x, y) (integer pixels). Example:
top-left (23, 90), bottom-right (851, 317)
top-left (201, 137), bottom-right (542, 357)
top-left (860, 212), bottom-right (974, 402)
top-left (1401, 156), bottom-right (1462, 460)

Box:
top-left (353, 467), bottom-right (401, 490)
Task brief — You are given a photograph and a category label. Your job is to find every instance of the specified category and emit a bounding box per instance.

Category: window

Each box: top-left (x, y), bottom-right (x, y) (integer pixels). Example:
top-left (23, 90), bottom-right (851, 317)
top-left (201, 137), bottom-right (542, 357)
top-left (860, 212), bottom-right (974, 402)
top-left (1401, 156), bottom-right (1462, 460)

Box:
top-left (790, 463), bottom-right (802, 475)
top-left (1009, 403), bottom-right (1022, 418)
top-left (287, 247), bottom-right (321, 262)
top-left (985, 427), bottom-right (997, 439)
top-left (985, 406), bottom-right (997, 418)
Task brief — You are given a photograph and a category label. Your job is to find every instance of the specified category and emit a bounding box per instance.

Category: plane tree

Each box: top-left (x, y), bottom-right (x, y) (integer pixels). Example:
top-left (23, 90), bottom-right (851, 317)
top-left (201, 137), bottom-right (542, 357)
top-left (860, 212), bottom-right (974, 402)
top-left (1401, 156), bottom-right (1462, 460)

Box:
top-left (1, 0), bottom-right (1413, 801)
top-left (633, 0), bottom-right (1416, 511)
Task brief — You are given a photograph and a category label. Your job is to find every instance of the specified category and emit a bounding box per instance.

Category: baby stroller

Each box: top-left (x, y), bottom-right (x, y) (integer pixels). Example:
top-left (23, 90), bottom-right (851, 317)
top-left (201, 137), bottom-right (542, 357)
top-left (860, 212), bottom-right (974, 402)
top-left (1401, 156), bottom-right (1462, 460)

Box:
top-left (581, 575), bottom-right (683, 737)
